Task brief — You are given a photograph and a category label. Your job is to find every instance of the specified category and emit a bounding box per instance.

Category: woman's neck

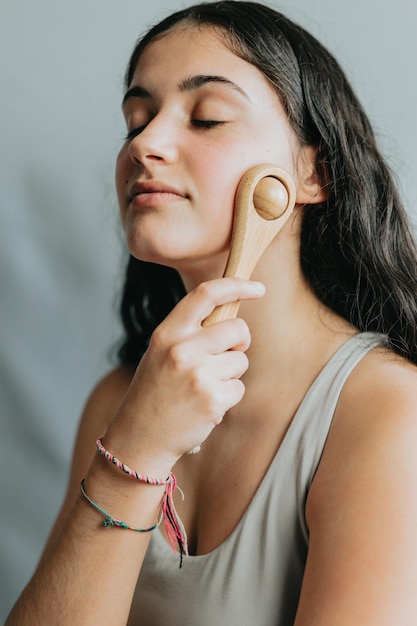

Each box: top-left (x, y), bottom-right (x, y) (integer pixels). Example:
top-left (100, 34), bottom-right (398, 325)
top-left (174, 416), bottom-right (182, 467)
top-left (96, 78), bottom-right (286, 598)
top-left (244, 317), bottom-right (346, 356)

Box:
top-left (224, 218), bottom-right (357, 428)
top-left (178, 212), bottom-right (357, 426)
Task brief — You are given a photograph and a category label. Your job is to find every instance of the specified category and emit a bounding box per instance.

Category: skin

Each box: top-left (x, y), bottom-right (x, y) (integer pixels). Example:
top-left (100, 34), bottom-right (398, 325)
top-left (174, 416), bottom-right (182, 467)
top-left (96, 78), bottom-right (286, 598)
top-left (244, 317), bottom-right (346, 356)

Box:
top-left (115, 25), bottom-right (308, 289)
top-left (7, 24), bottom-right (417, 626)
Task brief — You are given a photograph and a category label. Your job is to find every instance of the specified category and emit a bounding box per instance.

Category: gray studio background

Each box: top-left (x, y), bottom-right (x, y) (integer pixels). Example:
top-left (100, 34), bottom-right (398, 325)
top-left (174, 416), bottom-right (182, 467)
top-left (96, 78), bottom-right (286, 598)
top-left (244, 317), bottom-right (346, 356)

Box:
top-left (1, 0), bottom-right (416, 619)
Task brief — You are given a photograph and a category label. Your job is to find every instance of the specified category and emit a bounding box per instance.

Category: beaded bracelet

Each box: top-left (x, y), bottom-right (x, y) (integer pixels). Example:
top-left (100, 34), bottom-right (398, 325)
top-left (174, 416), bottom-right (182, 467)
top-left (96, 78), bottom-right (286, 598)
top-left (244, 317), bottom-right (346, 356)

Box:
top-left (96, 437), bottom-right (188, 567)
top-left (80, 479), bottom-right (162, 532)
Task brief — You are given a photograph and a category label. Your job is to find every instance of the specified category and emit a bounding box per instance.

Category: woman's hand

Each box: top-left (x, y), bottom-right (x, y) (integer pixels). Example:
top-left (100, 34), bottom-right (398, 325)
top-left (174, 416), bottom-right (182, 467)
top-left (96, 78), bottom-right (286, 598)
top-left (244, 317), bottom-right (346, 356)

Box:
top-left (106, 277), bottom-right (265, 472)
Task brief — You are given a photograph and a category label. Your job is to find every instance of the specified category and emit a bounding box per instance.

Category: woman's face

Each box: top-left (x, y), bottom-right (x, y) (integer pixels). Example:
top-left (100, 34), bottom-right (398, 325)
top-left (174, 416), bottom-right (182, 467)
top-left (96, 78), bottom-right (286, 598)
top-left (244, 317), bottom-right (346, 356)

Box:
top-left (116, 25), bottom-right (302, 286)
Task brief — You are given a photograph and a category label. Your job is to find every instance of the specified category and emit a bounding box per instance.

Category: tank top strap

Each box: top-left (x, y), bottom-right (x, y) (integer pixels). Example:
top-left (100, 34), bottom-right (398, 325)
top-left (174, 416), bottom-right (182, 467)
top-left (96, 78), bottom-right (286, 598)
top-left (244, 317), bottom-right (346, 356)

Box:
top-left (281, 331), bottom-right (386, 538)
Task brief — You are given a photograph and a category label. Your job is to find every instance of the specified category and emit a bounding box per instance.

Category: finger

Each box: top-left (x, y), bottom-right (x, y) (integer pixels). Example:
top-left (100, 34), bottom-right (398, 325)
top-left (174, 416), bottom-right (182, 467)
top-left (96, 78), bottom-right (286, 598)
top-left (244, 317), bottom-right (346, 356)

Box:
top-left (199, 317), bottom-right (252, 354)
top-left (165, 277), bottom-right (265, 332)
top-left (219, 378), bottom-right (246, 417)
top-left (210, 350), bottom-right (249, 381)
top-left (201, 377), bottom-right (247, 426)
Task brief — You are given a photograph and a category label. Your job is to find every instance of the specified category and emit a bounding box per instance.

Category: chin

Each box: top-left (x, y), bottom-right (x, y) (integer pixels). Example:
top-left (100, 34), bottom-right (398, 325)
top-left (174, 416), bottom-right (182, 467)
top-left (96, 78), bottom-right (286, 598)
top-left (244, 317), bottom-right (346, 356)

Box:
top-left (126, 240), bottom-right (187, 269)
top-left (125, 227), bottom-right (229, 278)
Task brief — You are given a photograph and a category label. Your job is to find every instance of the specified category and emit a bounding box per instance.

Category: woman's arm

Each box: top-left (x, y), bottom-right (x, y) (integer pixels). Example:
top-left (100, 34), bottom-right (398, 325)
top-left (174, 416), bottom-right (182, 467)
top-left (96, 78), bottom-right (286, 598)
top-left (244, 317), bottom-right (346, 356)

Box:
top-left (6, 366), bottom-right (163, 626)
top-left (295, 353), bottom-right (417, 625)
top-left (6, 277), bottom-right (264, 626)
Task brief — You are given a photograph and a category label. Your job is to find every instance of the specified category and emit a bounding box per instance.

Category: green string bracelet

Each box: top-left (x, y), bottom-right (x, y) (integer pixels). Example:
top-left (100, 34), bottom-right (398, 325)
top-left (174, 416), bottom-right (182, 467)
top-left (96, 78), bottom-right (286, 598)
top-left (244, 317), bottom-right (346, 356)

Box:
top-left (80, 479), bottom-right (163, 532)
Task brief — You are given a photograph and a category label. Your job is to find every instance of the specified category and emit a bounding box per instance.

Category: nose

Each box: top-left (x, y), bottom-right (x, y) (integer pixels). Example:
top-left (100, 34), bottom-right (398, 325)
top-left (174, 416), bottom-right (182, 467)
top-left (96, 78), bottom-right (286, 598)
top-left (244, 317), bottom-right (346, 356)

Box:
top-left (127, 114), bottom-right (179, 166)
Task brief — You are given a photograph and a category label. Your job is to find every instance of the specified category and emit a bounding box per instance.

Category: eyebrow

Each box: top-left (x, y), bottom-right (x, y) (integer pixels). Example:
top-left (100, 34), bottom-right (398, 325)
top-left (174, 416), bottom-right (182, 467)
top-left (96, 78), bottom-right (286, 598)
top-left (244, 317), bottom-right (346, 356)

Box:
top-left (179, 74), bottom-right (249, 98)
top-left (122, 85), bottom-right (150, 106)
top-left (122, 74), bottom-right (249, 106)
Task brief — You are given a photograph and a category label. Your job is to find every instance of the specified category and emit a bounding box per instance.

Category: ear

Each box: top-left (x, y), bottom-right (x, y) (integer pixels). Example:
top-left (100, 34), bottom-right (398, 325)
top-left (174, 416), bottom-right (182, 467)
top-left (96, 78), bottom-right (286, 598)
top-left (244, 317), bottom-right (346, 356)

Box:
top-left (295, 145), bottom-right (328, 205)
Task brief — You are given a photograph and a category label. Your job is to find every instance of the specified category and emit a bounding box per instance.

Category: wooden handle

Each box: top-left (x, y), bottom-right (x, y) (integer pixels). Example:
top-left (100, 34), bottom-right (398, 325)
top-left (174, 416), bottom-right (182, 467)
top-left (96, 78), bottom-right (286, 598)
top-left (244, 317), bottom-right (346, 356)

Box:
top-left (203, 164), bottom-right (296, 326)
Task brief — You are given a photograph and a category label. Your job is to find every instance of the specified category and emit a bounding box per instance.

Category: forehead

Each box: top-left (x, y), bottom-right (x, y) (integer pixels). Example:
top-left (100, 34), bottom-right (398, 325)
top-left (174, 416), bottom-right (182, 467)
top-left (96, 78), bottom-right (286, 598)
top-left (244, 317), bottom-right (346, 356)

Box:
top-left (136, 24), bottom-right (232, 67)
top-left (129, 24), bottom-right (272, 95)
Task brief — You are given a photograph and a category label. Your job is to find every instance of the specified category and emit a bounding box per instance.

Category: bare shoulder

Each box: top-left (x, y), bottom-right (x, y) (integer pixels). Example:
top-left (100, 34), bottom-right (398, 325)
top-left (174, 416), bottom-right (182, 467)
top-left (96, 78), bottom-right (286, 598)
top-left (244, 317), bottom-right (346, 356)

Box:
top-left (81, 365), bottom-right (136, 429)
top-left (338, 345), bottom-right (417, 424)
top-left (40, 365), bottom-right (135, 557)
top-left (321, 345), bottom-right (417, 455)
top-left (296, 348), bottom-right (417, 624)
top-left (70, 365), bottom-right (135, 477)
top-left (311, 346), bottom-right (417, 489)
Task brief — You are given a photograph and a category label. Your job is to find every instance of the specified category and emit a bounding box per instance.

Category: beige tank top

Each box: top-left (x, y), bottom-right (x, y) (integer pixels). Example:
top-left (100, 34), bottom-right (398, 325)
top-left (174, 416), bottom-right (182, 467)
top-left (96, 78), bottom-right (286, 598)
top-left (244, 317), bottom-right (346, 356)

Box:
top-left (129, 333), bottom-right (385, 625)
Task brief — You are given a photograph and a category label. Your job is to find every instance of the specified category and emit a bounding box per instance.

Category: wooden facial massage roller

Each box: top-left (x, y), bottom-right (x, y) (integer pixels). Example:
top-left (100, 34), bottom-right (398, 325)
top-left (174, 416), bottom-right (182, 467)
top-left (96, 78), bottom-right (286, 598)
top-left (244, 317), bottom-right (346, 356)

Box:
top-left (203, 163), bottom-right (296, 326)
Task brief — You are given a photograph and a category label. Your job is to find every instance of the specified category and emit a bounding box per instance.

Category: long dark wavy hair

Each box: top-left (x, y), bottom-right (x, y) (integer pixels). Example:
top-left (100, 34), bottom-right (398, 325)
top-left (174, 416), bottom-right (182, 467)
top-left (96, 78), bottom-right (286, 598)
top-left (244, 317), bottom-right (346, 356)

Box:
top-left (117, 0), bottom-right (417, 366)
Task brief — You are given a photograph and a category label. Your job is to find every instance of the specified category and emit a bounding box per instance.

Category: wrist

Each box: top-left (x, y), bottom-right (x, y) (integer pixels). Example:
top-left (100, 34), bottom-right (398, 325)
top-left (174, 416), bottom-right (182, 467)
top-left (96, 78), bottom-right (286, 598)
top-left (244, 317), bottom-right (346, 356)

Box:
top-left (86, 454), bottom-right (166, 522)
top-left (103, 419), bottom-right (178, 479)
top-left (85, 436), bottom-right (188, 566)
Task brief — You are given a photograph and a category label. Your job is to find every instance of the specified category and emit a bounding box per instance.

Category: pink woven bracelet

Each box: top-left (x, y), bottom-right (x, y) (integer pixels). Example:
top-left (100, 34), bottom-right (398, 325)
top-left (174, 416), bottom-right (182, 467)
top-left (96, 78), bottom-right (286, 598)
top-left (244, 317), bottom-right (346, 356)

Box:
top-left (96, 437), bottom-right (169, 485)
top-left (96, 437), bottom-right (188, 566)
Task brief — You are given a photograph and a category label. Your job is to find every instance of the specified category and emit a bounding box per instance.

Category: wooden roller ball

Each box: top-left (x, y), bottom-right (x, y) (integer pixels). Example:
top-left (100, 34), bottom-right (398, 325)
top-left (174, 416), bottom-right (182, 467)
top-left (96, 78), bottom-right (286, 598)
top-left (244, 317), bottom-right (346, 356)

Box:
top-left (252, 176), bottom-right (290, 220)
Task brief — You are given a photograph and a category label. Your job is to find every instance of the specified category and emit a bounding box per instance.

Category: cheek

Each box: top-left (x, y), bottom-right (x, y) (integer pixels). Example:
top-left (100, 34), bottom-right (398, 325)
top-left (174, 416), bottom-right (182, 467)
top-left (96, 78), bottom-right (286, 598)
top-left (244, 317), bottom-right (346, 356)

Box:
top-left (115, 148), bottom-right (129, 204)
top-left (198, 142), bottom-right (246, 196)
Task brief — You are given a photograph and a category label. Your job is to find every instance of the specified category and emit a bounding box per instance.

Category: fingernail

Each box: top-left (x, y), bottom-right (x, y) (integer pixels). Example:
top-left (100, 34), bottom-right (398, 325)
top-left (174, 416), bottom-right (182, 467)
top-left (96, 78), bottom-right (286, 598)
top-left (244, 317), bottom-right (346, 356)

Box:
top-left (251, 281), bottom-right (266, 294)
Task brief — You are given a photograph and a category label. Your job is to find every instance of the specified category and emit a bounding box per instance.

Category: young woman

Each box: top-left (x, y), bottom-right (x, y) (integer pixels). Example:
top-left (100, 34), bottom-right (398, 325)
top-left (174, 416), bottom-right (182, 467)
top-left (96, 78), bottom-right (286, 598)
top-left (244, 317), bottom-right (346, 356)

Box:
top-left (7, 2), bottom-right (417, 624)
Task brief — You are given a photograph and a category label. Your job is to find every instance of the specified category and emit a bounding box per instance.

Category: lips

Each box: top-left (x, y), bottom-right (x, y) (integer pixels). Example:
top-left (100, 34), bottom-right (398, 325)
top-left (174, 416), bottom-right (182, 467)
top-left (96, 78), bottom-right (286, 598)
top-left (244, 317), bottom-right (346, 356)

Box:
top-left (128, 180), bottom-right (187, 204)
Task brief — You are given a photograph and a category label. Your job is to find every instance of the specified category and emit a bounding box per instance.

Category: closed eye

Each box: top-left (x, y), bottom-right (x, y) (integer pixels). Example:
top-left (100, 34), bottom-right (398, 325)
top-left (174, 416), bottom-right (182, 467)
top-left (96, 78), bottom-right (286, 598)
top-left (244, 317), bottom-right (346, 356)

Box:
top-left (124, 119), bottom-right (226, 141)
top-left (191, 120), bottom-right (226, 129)
top-left (124, 125), bottom-right (146, 141)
